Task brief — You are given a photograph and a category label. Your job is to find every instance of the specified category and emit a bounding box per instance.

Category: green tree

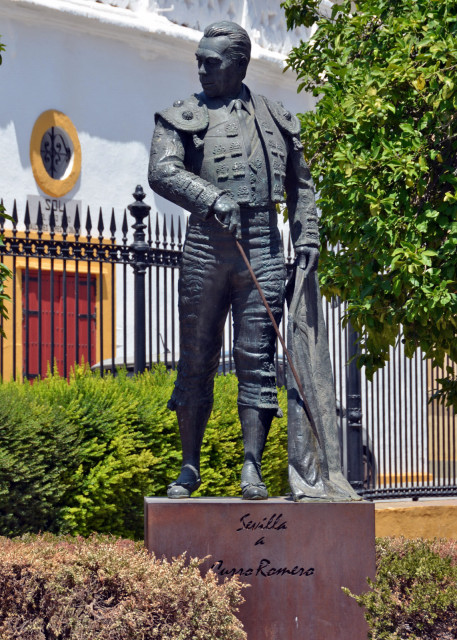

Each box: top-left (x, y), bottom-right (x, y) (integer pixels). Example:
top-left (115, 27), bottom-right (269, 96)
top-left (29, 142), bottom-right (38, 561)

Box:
top-left (281, 0), bottom-right (457, 408)
top-left (0, 36), bottom-right (11, 335)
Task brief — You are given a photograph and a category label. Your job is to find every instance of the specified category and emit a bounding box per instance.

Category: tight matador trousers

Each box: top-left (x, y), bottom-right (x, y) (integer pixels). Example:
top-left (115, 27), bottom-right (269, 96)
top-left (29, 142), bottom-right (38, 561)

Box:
top-left (168, 207), bottom-right (286, 413)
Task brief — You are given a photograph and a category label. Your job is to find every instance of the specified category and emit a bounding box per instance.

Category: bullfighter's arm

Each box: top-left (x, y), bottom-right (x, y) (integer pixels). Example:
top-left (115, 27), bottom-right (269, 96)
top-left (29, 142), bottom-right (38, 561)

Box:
top-left (148, 117), bottom-right (224, 220)
top-left (285, 141), bottom-right (320, 275)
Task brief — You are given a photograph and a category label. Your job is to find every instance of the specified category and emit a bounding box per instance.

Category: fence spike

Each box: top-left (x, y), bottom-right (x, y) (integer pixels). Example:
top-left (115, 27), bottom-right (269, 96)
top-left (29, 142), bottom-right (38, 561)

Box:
top-left (24, 201), bottom-right (30, 232)
top-left (170, 214), bottom-right (175, 250)
top-left (86, 206), bottom-right (92, 239)
top-left (61, 204), bottom-right (68, 236)
top-left (74, 205), bottom-right (80, 237)
top-left (0, 199), bottom-right (4, 233)
top-left (110, 208), bottom-right (116, 240)
top-left (155, 212), bottom-right (160, 248)
top-left (287, 229), bottom-right (292, 262)
top-left (98, 207), bottom-right (104, 238)
top-left (178, 216), bottom-right (182, 251)
top-left (49, 204), bottom-right (56, 234)
top-left (37, 202), bottom-right (43, 234)
top-left (163, 214), bottom-right (168, 249)
top-left (12, 200), bottom-right (18, 228)
top-left (122, 209), bottom-right (128, 243)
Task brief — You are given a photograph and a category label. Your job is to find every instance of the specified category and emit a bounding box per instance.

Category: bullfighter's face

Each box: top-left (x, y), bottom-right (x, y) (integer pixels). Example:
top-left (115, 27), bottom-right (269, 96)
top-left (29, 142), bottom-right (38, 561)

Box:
top-left (196, 36), bottom-right (245, 99)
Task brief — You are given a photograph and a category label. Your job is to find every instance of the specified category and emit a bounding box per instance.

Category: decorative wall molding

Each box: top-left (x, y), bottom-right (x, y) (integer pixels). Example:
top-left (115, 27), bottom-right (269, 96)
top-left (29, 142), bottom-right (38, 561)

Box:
top-left (1, 0), bottom-right (299, 60)
top-left (1, 0), bottom-right (308, 85)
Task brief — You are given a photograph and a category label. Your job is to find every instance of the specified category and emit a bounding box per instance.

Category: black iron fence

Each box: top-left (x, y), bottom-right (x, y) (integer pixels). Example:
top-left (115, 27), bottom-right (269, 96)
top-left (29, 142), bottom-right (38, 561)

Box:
top-left (0, 188), bottom-right (184, 380)
top-left (0, 188), bottom-right (456, 500)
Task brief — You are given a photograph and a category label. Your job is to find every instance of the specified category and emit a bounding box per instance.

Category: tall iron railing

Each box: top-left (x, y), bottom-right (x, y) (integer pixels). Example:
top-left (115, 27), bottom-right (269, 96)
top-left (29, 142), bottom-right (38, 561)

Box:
top-left (0, 189), bottom-right (185, 380)
top-left (0, 188), bottom-right (456, 500)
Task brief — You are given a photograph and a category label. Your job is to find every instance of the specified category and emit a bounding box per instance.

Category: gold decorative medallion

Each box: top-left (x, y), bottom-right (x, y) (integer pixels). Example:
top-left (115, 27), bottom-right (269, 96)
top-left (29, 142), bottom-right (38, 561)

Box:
top-left (30, 110), bottom-right (81, 198)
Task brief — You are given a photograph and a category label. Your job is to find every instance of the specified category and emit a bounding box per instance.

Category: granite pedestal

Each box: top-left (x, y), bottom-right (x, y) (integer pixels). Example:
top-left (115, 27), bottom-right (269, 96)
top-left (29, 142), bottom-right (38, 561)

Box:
top-left (145, 497), bottom-right (375, 640)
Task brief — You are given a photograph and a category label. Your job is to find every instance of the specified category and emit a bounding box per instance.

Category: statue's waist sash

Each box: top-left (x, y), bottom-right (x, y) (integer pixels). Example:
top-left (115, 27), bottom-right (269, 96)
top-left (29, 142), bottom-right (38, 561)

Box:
top-left (189, 205), bottom-right (279, 243)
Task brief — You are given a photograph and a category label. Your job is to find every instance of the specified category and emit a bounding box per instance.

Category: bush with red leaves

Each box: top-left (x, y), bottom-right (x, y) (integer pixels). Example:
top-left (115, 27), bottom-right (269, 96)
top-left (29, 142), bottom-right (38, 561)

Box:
top-left (0, 534), bottom-right (246, 640)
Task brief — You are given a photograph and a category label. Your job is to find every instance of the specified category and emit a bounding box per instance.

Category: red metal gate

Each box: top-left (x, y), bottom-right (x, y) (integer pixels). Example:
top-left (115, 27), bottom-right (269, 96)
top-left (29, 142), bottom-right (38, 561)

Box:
top-left (22, 270), bottom-right (96, 379)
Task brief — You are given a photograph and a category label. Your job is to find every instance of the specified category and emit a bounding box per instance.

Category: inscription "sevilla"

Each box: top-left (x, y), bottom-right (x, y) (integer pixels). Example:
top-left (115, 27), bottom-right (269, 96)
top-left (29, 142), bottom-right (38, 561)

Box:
top-left (236, 512), bottom-right (287, 532)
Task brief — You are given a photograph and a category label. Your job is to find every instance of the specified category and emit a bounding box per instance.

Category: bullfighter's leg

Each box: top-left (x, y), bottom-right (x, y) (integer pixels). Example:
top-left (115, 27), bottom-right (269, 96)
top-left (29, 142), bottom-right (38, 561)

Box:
top-left (231, 225), bottom-right (285, 499)
top-left (167, 224), bottom-right (231, 498)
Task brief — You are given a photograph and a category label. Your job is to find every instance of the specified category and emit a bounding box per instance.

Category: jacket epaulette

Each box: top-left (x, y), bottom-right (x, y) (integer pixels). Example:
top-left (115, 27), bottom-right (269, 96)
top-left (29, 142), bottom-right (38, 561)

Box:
top-left (156, 94), bottom-right (209, 133)
top-left (262, 96), bottom-right (301, 137)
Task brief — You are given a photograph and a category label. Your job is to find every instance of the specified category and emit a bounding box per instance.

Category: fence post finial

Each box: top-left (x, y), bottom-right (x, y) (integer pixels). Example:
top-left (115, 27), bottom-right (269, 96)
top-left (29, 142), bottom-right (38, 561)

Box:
top-left (128, 185), bottom-right (151, 375)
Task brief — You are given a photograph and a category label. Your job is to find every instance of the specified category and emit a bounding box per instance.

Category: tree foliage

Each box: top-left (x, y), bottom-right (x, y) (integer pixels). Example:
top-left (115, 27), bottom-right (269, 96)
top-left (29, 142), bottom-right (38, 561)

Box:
top-left (281, 0), bottom-right (457, 408)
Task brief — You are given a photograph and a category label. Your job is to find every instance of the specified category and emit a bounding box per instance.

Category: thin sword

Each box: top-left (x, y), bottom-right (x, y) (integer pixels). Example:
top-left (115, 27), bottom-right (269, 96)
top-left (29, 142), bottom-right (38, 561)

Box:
top-left (235, 238), bottom-right (321, 447)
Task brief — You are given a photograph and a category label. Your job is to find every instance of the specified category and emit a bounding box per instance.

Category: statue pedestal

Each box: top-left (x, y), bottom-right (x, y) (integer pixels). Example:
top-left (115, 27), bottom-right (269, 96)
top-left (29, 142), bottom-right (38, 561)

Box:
top-left (145, 497), bottom-right (375, 640)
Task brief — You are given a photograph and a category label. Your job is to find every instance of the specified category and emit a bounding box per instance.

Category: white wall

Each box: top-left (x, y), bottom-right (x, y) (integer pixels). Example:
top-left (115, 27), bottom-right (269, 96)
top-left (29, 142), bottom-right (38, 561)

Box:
top-left (0, 0), bottom-right (314, 227)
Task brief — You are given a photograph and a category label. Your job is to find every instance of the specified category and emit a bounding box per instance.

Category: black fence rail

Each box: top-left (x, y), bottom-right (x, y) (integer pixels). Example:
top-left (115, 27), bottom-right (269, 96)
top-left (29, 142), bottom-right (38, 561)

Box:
top-left (0, 188), bottom-right (456, 500)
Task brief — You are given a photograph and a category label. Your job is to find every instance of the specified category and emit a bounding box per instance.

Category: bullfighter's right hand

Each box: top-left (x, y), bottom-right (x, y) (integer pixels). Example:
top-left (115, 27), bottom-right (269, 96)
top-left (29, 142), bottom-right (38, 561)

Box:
top-left (212, 194), bottom-right (242, 239)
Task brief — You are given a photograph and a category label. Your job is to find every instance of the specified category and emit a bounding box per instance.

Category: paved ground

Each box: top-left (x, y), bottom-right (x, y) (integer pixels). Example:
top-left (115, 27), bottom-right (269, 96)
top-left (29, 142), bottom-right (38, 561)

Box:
top-left (375, 497), bottom-right (457, 509)
top-left (374, 497), bottom-right (457, 538)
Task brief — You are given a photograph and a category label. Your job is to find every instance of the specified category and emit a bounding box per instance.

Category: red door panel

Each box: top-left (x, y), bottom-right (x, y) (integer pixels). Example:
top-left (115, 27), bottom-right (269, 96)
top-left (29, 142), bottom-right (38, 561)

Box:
top-left (23, 269), bottom-right (96, 379)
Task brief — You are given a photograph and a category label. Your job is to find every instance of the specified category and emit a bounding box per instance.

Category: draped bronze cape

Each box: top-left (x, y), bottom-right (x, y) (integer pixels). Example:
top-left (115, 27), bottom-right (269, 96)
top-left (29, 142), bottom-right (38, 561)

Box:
top-left (286, 269), bottom-right (361, 502)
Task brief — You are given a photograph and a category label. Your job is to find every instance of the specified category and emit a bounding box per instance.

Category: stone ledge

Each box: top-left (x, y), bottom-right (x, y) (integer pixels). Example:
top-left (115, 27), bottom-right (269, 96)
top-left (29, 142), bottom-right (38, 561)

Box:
top-left (375, 498), bottom-right (457, 539)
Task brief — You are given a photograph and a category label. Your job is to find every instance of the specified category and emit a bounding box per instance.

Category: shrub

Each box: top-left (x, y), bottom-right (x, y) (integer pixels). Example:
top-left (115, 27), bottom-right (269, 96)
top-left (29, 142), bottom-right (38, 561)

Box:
top-left (0, 366), bottom-right (289, 538)
top-left (0, 533), bottom-right (246, 639)
top-left (345, 537), bottom-right (457, 639)
top-left (0, 381), bottom-right (81, 536)
top-left (33, 367), bottom-right (166, 539)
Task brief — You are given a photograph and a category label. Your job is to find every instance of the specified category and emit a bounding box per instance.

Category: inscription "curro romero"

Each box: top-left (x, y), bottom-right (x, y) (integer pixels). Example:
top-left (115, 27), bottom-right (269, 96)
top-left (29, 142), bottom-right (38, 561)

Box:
top-left (236, 513), bottom-right (287, 532)
top-left (211, 559), bottom-right (314, 578)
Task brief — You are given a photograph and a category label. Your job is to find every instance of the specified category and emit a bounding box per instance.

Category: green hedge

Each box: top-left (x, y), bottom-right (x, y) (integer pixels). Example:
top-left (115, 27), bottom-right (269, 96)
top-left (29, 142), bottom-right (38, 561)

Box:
top-left (0, 533), bottom-right (246, 639)
top-left (346, 537), bottom-right (457, 639)
top-left (0, 366), bottom-right (288, 539)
